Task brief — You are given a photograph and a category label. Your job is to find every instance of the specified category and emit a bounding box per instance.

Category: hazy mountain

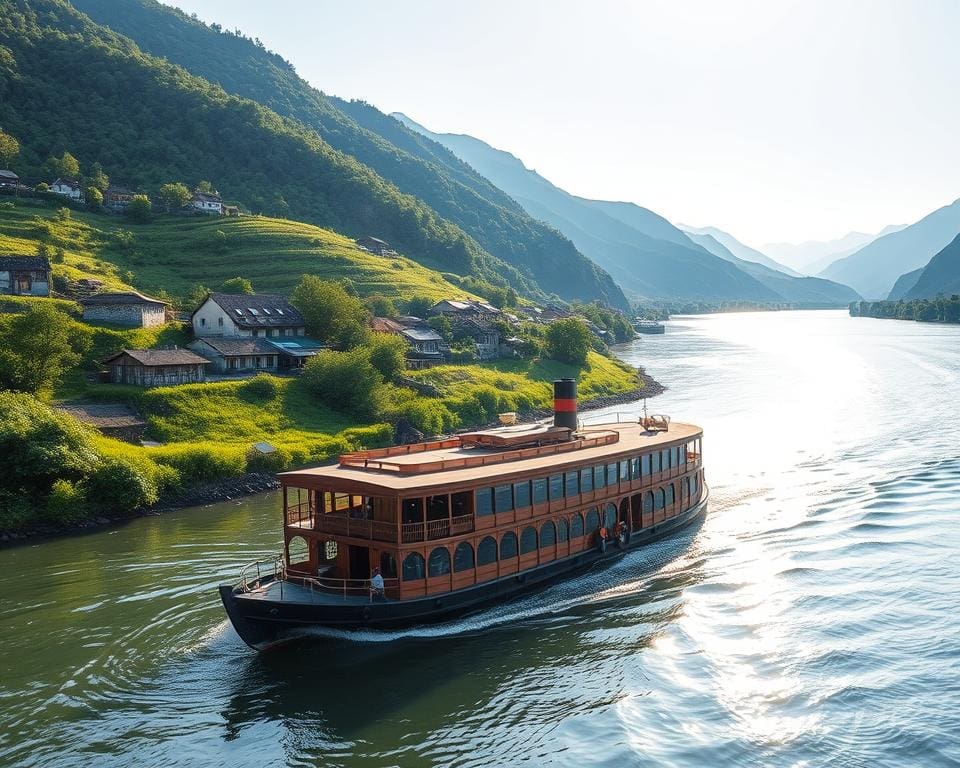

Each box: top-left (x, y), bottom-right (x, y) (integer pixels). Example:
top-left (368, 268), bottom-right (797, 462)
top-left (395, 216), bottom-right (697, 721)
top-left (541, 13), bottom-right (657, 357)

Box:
top-left (71, 0), bottom-right (629, 309)
top-left (886, 268), bottom-right (924, 301)
top-left (819, 199), bottom-right (960, 298)
top-left (686, 233), bottom-right (861, 305)
top-left (903, 234), bottom-right (960, 299)
top-left (678, 225), bottom-right (801, 276)
top-left (763, 225), bottom-right (905, 274)
top-left (394, 114), bottom-right (781, 302)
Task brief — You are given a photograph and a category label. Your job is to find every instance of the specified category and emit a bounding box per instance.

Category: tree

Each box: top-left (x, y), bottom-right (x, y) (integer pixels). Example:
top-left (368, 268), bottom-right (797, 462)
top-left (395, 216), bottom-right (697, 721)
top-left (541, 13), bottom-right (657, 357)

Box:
top-left (0, 129), bottom-right (19, 168)
top-left (196, 180), bottom-right (216, 194)
top-left (46, 150), bottom-right (80, 179)
top-left (427, 315), bottom-right (452, 341)
top-left (0, 304), bottom-right (82, 394)
top-left (88, 162), bottom-right (109, 191)
top-left (301, 348), bottom-right (385, 420)
top-left (404, 295), bottom-right (434, 318)
top-left (159, 182), bottom-right (191, 212)
top-left (126, 194), bottom-right (152, 222)
top-left (291, 275), bottom-right (370, 348)
top-left (364, 295), bottom-right (397, 318)
top-left (86, 186), bottom-right (103, 209)
top-left (367, 333), bottom-right (408, 381)
top-left (545, 318), bottom-right (592, 367)
top-left (220, 276), bottom-right (253, 294)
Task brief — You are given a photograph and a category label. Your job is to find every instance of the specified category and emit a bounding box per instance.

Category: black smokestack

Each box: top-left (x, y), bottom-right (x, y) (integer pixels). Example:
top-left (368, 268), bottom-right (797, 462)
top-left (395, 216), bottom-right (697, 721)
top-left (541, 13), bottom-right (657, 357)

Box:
top-left (553, 378), bottom-right (577, 432)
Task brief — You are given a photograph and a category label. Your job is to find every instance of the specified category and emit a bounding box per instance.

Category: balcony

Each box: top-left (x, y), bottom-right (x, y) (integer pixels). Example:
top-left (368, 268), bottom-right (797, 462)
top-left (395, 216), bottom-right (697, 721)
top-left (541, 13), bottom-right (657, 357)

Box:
top-left (401, 514), bottom-right (475, 544)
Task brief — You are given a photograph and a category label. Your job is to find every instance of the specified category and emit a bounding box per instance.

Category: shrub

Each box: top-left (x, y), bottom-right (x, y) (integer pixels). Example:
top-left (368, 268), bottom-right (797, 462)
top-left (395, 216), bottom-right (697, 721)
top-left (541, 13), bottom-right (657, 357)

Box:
top-left (301, 348), bottom-right (386, 421)
top-left (152, 444), bottom-right (246, 485)
top-left (291, 275), bottom-right (369, 348)
top-left (45, 479), bottom-right (88, 525)
top-left (242, 373), bottom-right (280, 400)
top-left (81, 458), bottom-right (157, 514)
top-left (246, 445), bottom-right (292, 473)
top-left (368, 333), bottom-right (407, 381)
top-left (220, 276), bottom-right (253, 294)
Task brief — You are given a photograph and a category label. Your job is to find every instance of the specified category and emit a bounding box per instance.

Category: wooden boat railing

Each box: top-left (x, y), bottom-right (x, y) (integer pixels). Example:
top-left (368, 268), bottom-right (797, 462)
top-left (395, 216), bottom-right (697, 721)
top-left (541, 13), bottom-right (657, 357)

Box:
top-left (238, 553), bottom-right (285, 592)
top-left (401, 513), bottom-right (474, 543)
top-left (286, 568), bottom-right (400, 601)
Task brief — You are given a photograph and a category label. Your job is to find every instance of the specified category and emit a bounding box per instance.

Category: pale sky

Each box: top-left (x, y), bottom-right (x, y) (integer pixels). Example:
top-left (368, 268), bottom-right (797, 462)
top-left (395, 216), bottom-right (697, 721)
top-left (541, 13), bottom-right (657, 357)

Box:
top-left (163, 0), bottom-right (960, 246)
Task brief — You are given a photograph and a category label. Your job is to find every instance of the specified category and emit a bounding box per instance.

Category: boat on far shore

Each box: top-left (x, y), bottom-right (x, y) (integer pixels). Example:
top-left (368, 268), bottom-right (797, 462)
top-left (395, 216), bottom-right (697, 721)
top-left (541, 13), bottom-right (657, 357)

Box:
top-left (635, 320), bottom-right (666, 334)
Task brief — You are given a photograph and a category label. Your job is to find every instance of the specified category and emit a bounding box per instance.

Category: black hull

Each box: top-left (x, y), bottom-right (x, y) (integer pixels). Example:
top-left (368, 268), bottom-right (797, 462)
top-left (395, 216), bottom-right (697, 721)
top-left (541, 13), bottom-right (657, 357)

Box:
top-left (220, 490), bottom-right (708, 651)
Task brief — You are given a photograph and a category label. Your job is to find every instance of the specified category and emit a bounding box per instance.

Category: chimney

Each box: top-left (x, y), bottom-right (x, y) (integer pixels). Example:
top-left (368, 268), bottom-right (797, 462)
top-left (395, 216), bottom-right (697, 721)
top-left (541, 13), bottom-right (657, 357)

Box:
top-left (553, 378), bottom-right (577, 432)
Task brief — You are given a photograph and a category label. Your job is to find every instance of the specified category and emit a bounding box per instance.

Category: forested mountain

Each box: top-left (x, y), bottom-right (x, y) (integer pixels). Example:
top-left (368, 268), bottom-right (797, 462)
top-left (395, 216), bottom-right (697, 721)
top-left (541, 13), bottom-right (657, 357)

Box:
top-left (686, 233), bottom-right (861, 305)
top-left (393, 114), bottom-right (782, 303)
top-left (69, 0), bottom-right (628, 309)
top-left (820, 199), bottom-right (960, 299)
top-left (679, 225), bottom-right (800, 276)
top-left (886, 268), bottom-right (924, 301)
top-left (903, 234), bottom-right (960, 299)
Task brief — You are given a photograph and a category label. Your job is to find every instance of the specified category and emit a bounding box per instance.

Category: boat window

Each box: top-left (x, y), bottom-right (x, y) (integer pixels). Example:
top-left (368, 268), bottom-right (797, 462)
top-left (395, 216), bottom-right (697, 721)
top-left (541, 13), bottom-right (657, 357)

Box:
top-left (642, 454), bottom-right (651, 477)
top-left (619, 460), bottom-right (630, 481)
top-left (594, 465), bottom-right (606, 488)
top-left (692, 473), bottom-right (700, 497)
top-left (681, 445), bottom-right (688, 464)
top-left (403, 497), bottom-right (424, 524)
top-left (673, 446), bottom-right (681, 467)
top-left (380, 552), bottom-right (397, 578)
top-left (514, 480), bottom-right (531, 509)
top-left (540, 520), bottom-right (556, 547)
top-left (557, 517), bottom-right (569, 542)
top-left (565, 471), bottom-right (579, 497)
top-left (532, 478), bottom-right (548, 505)
top-left (607, 463), bottom-right (618, 486)
top-left (549, 474), bottom-right (564, 500)
top-left (402, 552), bottom-right (425, 581)
top-left (652, 452), bottom-right (661, 473)
top-left (427, 494), bottom-right (449, 520)
top-left (631, 456), bottom-right (640, 478)
top-left (604, 503), bottom-right (617, 529)
top-left (500, 531), bottom-right (518, 559)
top-left (585, 508), bottom-right (600, 533)
top-left (451, 490), bottom-right (471, 517)
top-left (655, 488), bottom-right (665, 510)
top-left (287, 535), bottom-right (309, 565)
top-left (453, 542), bottom-right (474, 572)
top-left (666, 484), bottom-right (675, 505)
top-left (323, 541), bottom-right (338, 561)
top-left (428, 547), bottom-right (451, 577)
top-left (478, 536), bottom-right (498, 565)
top-left (661, 448), bottom-right (671, 469)
top-left (580, 467), bottom-right (594, 493)
top-left (643, 491), bottom-right (654, 513)
top-left (476, 488), bottom-right (494, 517)
top-left (570, 513), bottom-right (584, 537)
top-left (494, 484), bottom-right (514, 513)
top-left (520, 526), bottom-right (538, 554)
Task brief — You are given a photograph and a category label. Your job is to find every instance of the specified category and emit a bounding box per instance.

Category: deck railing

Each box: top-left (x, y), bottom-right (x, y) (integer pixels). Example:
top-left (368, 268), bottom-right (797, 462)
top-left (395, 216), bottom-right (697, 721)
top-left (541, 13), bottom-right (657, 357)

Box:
top-left (401, 513), bottom-right (474, 543)
top-left (285, 501), bottom-right (314, 527)
top-left (309, 512), bottom-right (398, 542)
top-left (286, 568), bottom-right (400, 601)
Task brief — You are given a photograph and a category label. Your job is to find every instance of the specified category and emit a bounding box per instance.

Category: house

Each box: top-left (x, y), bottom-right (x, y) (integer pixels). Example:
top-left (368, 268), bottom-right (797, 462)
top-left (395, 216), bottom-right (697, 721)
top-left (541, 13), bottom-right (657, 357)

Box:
top-left (355, 236), bottom-right (396, 256)
top-left (0, 170), bottom-right (19, 190)
top-left (104, 186), bottom-right (135, 212)
top-left (80, 291), bottom-right (168, 328)
top-left (540, 304), bottom-right (573, 322)
top-left (188, 337), bottom-right (280, 374)
top-left (450, 316), bottom-right (501, 360)
top-left (0, 256), bottom-right (51, 296)
top-left (223, 205), bottom-right (240, 217)
top-left (371, 316), bottom-right (445, 369)
top-left (265, 336), bottom-right (327, 371)
top-left (190, 191), bottom-right (223, 215)
top-left (428, 299), bottom-right (501, 320)
top-left (103, 348), bottom-right (208, 386)
top-left (50, 178), bottom-right (82, 200)
top-left (191, 292), bottom-right (306, 338)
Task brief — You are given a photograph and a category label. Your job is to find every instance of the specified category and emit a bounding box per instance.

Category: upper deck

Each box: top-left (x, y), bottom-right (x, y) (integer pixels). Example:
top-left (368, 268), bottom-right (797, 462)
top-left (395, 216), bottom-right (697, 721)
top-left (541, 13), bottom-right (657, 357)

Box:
top-left (280, 420), bottom-right (702, 495)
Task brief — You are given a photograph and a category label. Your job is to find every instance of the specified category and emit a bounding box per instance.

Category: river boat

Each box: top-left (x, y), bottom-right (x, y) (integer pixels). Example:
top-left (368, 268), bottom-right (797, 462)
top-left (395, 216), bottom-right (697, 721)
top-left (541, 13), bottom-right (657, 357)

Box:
top-left (220, 379), bottom-right (707, 650)
top-left (635, 320), bottom-right (666, 334)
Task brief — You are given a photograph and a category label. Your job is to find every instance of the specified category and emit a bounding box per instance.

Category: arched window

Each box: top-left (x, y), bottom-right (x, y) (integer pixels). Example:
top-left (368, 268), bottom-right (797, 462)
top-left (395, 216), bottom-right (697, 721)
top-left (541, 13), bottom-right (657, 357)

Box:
top-left (557, 517), bottom-right (569, 542)
top-left (570, 513), bottom-right (584, 537)
top-left (500, 531), bottom-right (518, 559)
top-left (380, 552), bottom-right (397, 578)
top-left (540, 520), bottom-right (556, 547)
top-left (585, 508), bottom-right (600, 533)
top-left (428, 547), bottom-right (451, 576)
top-left (287, 535), bottom-right (309, 565)
top-left (520, 526), bottom-right (538, 554)
top-left (666, 483), bottom-right (675, 506)
top-left (603, 503), bottom-right (617, 529)
top-left (453, 542), bottom-right (474, 572)
top-left (477, 536), bottom-right (498, 565)
top-left (683, 477), bottom-right (690, 501)
top-left (403, 552), bottom-right (425, 581)
top-left (655, 488), bottom-right (665, 510)
top-left (643, 491), bottom-right (654, 513)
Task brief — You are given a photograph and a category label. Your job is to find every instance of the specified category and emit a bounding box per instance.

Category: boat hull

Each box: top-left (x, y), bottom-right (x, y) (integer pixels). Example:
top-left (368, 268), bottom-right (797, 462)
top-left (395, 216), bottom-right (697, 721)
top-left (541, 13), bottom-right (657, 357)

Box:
top-left (220, 488), bottom-right (709, 651)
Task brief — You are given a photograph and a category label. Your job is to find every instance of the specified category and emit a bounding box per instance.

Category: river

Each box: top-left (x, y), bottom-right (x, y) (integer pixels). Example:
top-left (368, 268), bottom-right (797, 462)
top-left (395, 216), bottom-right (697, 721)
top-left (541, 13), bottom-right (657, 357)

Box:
top-left (1, 310), bottom-right (959, 767)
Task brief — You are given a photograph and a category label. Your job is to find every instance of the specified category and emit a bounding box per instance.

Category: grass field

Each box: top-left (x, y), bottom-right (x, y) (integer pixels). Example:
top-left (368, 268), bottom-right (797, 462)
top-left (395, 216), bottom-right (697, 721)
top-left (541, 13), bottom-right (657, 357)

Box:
top-left (0, 201), bottom-right (476, 302)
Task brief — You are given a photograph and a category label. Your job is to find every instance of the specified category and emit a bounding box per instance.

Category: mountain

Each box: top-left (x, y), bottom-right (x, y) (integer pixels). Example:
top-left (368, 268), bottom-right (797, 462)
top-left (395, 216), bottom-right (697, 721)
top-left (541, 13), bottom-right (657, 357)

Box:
top-left (763, 226), bottom-right (906, 274)
top-left (678, 225), bottom-right (801, 276)
top-left (393, 114), bottom-right (781, 303)
top-left (70, 0), bottom-right (628, 309)
top-left (819, 199), bottom-right (960, 299)
top-left (685, 233), bottom-right (861, 305)
top-left (903, 234), bottom-right (960, 299)
top-left (886, 268), bottom-right (924, 301)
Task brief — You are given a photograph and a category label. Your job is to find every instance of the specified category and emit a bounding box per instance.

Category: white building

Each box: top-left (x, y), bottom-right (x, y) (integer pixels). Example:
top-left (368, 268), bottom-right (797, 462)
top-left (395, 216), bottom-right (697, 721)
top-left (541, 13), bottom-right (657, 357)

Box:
top-left (50, 177), bottom-right (82, 200)
top-left (190, 191), bottom-right (223, 215)
top-left (191, 292), bottom-right (306, 338)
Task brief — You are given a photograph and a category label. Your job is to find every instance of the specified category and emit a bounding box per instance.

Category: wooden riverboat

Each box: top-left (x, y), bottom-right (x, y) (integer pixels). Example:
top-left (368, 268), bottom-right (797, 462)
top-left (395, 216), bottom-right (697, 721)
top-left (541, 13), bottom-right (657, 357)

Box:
top-left (220, 380), bottom-right (707, 650)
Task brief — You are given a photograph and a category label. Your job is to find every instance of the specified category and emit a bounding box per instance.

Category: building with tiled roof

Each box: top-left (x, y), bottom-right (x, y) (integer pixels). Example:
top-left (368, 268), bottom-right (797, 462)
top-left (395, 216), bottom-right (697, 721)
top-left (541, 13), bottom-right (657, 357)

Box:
top-left (191, 292), bottom-right (305, 339)
top-left (102, 348), bottom-right (208, 386)
top-left (80, 290), bottom-right (168, 327)
top-left (0, 255), bottom-right (51, 296)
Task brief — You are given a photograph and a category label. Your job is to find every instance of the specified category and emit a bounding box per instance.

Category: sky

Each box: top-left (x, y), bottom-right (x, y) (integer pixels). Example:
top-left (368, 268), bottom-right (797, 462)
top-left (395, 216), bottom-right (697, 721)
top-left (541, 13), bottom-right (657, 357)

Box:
top-left (162, 0), bottom-right (960, 246)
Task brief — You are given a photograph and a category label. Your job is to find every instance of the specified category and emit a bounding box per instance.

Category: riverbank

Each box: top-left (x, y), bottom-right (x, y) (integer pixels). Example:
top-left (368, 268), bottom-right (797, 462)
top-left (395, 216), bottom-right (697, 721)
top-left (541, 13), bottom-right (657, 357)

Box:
top-left (0, 366), bottom-right (663, 546)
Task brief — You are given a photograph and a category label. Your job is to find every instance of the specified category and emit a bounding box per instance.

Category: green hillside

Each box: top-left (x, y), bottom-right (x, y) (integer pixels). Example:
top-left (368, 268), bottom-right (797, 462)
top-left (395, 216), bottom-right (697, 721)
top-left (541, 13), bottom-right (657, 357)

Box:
top-left (0, 202), bottom-right (473, 302)
top-left (59, 0), bottom-right (628, 310)
top-left (0, 0), bottom-right (542, 299)
top-left (904, 233), bottom-right (960, 299)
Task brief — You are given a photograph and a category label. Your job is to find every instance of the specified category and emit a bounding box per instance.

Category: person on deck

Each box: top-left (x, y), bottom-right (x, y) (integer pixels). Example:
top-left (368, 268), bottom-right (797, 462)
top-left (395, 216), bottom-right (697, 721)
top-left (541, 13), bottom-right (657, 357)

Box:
top-left (370, 567), bottom-right (385, 601)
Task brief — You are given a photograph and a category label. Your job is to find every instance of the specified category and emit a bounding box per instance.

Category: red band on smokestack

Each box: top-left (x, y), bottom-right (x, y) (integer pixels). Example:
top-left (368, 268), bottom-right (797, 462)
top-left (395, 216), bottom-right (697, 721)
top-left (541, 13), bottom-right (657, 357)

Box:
top-left (554, 398), bottom-right (577, 412)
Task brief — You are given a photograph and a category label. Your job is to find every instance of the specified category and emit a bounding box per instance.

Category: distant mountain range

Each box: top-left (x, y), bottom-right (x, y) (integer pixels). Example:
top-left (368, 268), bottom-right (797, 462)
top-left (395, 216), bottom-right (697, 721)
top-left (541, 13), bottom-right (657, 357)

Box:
top-left (820, 199), bottom-right (960, 299)
top-left (763, 226), bottom-right (905, 275)
top-left (679, 225), bottom-right (801, 276)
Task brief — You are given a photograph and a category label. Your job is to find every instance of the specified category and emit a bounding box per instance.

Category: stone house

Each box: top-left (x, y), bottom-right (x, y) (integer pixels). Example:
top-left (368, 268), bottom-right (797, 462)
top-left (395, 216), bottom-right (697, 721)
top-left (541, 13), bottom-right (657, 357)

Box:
top-left (451, 316), bottom-right (500, 360)
top-left (355, 236), bottom-right (396, 256)
top-left (190, 191), bottom-right (223, 215)
top-left (371, 316), bottom-right (445, 369)
top-left (191, 292), bottom-right (306, 338)
top-left (188, 336), bottom-right (279, 374)
top-left (104, 186), bottom-right (135, 212)
top-left (80, 291), bottom-right (168, 327)
top-left (428, 299), bottom-right (501, 320)
top-left (0, 170), bottom-right (19, 190)
top-left (50, 178), bottom-right (82, 200)
top-left (0, 256), bottom-right (51, 296)
top-left (103, 348), bottom-right (208, 386)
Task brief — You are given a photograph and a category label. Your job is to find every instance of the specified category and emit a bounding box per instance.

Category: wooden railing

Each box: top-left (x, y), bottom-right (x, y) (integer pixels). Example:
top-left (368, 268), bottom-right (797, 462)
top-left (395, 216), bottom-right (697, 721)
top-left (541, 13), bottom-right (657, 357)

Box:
top-left (401, 513), bottom-right (474, 543)
top-left (307, 512), bottom-right (398, 542)
top-left (286, 569), bottom-right (400, 601)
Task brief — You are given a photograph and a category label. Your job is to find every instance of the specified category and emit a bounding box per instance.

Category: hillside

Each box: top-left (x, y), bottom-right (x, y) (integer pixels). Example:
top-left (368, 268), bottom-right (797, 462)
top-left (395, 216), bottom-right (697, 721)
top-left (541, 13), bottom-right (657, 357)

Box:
top-left (393, 114), bottom-right (781, 303)
top-left (685, 233), bottom-right (861, 305)
top-left (0, 0), bottom-right (558, 302)
top-left (69, 0), bottom-right (628, 310)
top-left (0, 203), bottom-right (473, 302)
top-left (679, 225), bottom-right (800, 276)
top-left (820, 199), bottom-right (960, 298)
top-left (886, 268), bottom-right (924, 301)
top-left (903, 234), bottom-right (960, 299)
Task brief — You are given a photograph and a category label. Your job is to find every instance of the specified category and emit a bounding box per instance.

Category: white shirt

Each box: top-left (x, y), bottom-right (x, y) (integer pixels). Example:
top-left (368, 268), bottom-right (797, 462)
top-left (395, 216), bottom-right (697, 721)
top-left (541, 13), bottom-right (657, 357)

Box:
top-left (371, 573), bottom-right (385, 590)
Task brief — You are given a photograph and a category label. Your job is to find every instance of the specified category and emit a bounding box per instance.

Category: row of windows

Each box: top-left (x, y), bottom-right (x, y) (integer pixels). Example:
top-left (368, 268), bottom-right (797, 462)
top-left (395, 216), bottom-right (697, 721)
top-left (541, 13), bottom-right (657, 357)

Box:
top-left (475, 445), bottom-right (692, 516)
top-left (403, 474), bottom-right (703, 581)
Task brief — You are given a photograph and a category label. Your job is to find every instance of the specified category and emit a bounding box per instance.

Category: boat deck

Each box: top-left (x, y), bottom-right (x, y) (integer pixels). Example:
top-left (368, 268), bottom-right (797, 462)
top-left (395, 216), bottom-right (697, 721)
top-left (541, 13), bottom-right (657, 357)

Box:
top-left (241, 579), bottom-right (389, 606)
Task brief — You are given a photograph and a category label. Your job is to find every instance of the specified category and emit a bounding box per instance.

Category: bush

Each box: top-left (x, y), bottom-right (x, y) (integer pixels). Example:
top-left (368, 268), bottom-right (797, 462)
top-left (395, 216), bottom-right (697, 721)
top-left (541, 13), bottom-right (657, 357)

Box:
top-left (220, 276), bottom-right (253, 294)
top-left (246, 445), bottom-right (292, 473)
top-left (81, 458), bottom-right (157, 514)
top-left (45, 479), bottom-right (88, 525)
top-left (152, 444), bottom-right (247, 485)
top-left (301, 348), bottom-right (386, 420)
top-left (126, 194), bottom-right (152, 223)
top-left (367, 333), bottom-right (407, 381)
top-left (242, 373), bottom-right (280, 399)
